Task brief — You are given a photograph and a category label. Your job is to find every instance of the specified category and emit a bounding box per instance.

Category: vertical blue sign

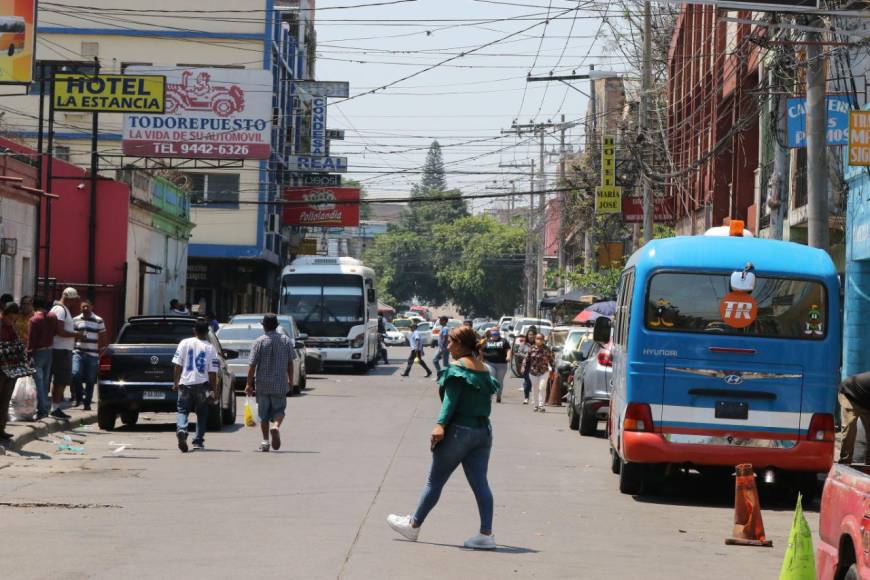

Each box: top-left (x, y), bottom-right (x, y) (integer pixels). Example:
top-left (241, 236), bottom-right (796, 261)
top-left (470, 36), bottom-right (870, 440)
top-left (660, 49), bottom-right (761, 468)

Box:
top-left (786, 95), bottom-right (852, 148)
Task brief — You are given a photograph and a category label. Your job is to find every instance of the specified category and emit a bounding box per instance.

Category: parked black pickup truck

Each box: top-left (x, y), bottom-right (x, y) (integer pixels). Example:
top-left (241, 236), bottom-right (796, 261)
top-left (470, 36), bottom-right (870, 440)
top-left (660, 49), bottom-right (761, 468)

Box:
top-left (97, 316), bottom-right (238, 431)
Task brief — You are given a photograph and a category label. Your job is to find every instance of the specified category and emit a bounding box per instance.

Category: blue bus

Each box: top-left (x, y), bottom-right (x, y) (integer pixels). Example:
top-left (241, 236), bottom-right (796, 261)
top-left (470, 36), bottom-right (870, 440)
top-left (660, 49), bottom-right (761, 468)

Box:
top-left (597, 230), bottom-right (841, 497)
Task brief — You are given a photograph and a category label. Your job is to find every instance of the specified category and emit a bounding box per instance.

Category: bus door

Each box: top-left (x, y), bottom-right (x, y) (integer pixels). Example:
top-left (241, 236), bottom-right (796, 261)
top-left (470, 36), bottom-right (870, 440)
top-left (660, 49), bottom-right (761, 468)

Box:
top-left (645, 270), bottom-right (828, 444)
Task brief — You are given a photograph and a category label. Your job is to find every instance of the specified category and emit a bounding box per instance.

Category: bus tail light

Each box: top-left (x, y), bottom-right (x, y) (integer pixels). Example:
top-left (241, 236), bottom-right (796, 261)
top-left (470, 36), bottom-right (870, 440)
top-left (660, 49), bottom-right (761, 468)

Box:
top-left (807, 413), bottom-right (835, 442)
top-left (624, 403), bottom-right (654, 433)
top-left (597, 349), bottom-right (612, 367)
top-left (99, 352), bottom-right (112, 376)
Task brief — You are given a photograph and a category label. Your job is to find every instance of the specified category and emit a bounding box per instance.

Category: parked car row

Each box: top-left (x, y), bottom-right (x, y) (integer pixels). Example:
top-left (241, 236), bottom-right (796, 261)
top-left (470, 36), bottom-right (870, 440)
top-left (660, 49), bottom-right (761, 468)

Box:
top-left (96, 311), bottom-right (327, 431)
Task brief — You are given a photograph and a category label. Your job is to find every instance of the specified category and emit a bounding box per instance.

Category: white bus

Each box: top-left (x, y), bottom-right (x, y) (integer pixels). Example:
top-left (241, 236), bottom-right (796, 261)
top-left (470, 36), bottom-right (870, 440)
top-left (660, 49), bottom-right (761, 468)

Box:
top-left (278, 256), bottom-right (379, 372)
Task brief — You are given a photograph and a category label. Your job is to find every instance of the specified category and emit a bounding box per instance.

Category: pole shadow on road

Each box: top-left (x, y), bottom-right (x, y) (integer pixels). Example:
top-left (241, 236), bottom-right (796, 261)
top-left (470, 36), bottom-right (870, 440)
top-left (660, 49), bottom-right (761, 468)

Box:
top-left (396, 540), bottom-right (538, 554)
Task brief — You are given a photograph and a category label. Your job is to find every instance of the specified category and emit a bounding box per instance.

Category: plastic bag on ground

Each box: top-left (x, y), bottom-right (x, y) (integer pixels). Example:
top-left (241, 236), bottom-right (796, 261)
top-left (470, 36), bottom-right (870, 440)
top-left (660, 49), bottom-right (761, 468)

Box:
top-left (243, 396), bottom-right (256, 427)
top-left (10, 375), bottom-right (37, 421)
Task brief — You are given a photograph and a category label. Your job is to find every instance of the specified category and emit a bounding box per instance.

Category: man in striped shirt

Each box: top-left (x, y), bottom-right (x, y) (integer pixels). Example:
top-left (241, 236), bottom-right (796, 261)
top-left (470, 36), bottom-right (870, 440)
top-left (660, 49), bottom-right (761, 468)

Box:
top-left (72, 300), bottom-right (107, 411)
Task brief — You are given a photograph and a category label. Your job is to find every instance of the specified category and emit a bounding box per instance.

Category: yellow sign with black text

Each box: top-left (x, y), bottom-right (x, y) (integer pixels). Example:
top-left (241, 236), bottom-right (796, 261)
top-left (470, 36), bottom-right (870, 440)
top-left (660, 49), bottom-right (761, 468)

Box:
top-left (595, 185), bottom-right (622, 214)
top-left (53, 74), bottom-right (165, 113)
top-left (601, 135), bottom-right (616, 187)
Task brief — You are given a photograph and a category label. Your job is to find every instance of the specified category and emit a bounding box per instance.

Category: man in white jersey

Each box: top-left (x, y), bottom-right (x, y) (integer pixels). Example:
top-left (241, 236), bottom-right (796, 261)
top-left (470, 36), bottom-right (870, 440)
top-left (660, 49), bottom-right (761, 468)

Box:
top-left (172, 318), bottom-right (219, 452)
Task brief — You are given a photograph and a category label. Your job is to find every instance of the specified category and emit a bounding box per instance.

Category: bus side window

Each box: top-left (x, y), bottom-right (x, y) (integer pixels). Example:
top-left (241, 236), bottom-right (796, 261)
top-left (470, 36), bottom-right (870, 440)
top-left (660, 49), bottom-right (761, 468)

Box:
top-left (614, 272), bottom-right (628, 346)
top-left (622, 271), bottom-right (634, 349)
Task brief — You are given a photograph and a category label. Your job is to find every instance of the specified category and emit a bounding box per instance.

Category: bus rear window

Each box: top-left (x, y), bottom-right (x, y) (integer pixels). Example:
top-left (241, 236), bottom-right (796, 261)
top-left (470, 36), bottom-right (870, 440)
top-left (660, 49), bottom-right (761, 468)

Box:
top-left (645, 272), bottom-right (827, 339)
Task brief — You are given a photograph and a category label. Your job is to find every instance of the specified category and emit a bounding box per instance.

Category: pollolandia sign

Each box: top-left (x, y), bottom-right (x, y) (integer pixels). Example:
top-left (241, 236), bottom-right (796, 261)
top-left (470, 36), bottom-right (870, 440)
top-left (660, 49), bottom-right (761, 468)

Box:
top-left (121, 66), bottom-right (272, 160)
top-left (786, 95), bottom-right (852, 148)
top-left (53, 73), bottom-right (165, 113)
top-left (283, 187), bottom-right (360, 227)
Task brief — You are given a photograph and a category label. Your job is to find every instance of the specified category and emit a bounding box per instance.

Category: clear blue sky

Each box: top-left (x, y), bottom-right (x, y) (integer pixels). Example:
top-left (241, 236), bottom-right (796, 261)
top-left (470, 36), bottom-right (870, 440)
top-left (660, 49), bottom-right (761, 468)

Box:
top-left (315, 0), bottom-right (629, 212)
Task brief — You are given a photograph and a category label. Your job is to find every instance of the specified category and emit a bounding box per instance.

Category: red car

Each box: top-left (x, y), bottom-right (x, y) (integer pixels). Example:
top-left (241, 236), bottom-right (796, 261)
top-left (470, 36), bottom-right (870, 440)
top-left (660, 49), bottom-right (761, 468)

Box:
top-left (816, 462), bottom-right (870, 580)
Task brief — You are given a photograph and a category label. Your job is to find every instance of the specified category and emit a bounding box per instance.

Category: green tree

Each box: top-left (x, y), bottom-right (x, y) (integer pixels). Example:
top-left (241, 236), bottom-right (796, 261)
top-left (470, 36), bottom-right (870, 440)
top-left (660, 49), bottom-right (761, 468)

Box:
top-left (401, 141), bottom-right (468, 230)
top-left (342, 178), bottom-right (370, 221)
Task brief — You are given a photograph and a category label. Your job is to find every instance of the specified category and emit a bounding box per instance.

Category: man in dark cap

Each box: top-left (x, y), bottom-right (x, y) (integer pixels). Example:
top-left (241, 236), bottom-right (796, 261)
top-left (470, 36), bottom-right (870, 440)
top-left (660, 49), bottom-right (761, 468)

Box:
top-left (245, 313), bottom-right (296, 452)
top-left (839, 371), bottom-right (870, 464)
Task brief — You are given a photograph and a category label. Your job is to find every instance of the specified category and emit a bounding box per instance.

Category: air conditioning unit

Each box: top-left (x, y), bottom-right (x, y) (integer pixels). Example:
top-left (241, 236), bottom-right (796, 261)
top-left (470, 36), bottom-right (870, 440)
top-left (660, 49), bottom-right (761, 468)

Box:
top-left (1, 238), bottom-right (17, 256)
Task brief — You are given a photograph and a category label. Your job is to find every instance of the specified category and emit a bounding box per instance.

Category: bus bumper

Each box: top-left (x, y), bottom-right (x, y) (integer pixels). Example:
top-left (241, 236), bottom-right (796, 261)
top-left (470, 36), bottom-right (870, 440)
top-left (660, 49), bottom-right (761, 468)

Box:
top-left (622, 431), bottom-right (833, 473)
top-left (319, 348), bottom-right (365, 364)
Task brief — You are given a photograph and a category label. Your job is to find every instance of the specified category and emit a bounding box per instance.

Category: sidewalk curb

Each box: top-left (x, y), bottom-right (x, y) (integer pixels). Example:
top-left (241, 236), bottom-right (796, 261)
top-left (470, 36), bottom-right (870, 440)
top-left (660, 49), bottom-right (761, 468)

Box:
top-left (4, 411), bottom-right (99, 452)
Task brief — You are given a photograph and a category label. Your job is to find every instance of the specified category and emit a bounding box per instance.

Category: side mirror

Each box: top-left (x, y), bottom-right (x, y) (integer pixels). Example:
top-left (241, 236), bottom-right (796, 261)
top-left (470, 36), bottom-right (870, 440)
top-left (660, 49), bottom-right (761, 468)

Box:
top-left (223, 349), bottom-right (239, 360)
top-left (593, 317), bottom-right (612, 344)
top-left (367, 288), bottom-right (376, 302)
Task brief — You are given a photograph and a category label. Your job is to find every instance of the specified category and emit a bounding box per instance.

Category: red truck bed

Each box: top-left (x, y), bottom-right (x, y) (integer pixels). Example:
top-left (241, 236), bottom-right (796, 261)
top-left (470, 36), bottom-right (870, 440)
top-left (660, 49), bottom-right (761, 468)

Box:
top-left (817, 463), bottom-right (870, 580)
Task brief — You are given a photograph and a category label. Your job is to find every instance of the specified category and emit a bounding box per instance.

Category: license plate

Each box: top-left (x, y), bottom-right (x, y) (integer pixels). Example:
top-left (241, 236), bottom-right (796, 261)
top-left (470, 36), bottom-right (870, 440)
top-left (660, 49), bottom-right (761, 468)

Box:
top-left (237, 350), bottom-right (249, 359)
top-left (715, 400), bottom-right (748, 420)
top-left (143, 391), bottom-right (166, 400)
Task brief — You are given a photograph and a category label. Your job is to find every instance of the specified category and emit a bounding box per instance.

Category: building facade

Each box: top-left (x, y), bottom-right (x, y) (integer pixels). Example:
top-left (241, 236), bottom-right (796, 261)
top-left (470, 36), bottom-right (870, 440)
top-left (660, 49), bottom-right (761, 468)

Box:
top-left (3, 1), bottom-right (318, 321)
top-left (0, 151), bottom-right (42, 300)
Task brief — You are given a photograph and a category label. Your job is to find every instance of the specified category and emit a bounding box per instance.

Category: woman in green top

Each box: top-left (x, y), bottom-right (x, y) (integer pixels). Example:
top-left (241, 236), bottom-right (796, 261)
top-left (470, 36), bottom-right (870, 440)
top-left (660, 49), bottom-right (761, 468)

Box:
top-left (387, 326), bottom-right (500, 550)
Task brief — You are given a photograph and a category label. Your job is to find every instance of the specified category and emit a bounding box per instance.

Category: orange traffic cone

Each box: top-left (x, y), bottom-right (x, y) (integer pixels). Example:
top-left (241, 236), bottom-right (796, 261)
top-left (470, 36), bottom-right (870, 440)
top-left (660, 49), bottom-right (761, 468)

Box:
top-left (546, 371), bottom-right (562, 406)
top-left (725, 463), bottom-right (773, 547)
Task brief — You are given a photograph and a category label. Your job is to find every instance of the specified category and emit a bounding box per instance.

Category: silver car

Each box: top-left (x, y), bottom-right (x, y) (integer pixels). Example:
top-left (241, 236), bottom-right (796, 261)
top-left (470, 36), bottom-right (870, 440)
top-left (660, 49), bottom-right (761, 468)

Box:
top-left (217, 323), bottom-right (304, 395)
top-left (567, 336), bottom-right (613, 436)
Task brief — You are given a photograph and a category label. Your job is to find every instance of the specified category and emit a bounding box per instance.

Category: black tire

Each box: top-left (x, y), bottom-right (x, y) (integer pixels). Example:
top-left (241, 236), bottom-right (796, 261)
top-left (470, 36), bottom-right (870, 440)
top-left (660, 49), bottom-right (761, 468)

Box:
top-left (844, 564), bottom-right (859, 580)
top-left (567, 392), bottom-right (580, 431)
top-left (610, 447), bottom-right (620, 474)
top-left (579, 404), bottom-right (598, 436)
top-left (354, 362), bottom-right (368, 375)
top-left (206, 401), bottom-right (222, 431)
top-left (619, 457), bottom-right (644, 495)
top-left (222, 392), bottom-right (236, 425)
top-left (791, 472), bottom-right (821, 505)
top-left (120, 410), bottom-right (139, 426)
top-left (299, 368), bottom-right (307, 390)
top-left (97, 404), bottom-right (117, 431)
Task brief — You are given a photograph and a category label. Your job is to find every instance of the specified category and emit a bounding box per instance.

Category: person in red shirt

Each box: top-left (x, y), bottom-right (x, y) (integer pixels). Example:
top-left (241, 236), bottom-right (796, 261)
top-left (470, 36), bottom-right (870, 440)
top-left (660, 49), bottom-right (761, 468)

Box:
top-left (28, 297), bottom-right (56, 419)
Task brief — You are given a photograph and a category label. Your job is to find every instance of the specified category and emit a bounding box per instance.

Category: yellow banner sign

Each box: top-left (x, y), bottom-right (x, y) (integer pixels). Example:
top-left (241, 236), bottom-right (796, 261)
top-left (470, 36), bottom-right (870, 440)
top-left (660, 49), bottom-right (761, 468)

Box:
top-left (595, 185), bottom-right (622, 214)
top-left (54, 74), bottom-right (165, 113)
top-left (601, 135), bottom-right (616, 187)
top-left (849, 111), bottom-right (870, 167)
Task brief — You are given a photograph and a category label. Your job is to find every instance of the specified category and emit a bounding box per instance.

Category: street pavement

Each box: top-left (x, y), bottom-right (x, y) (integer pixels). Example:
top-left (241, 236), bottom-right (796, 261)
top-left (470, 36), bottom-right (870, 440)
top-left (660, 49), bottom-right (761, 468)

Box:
top-left (1, 347), bottom-right (813, 579)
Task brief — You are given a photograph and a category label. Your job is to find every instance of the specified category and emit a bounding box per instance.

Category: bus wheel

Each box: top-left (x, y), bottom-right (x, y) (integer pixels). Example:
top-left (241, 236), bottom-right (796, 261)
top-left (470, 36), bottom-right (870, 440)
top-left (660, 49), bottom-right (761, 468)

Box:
top-left (610, 447), bottom-right (620, 474)
top-left (619, 457), bottom-right (644, 495)
top-left (790, 472), bottom-right (820, 505)
top-left (354, 363), bottom-right (368, 374)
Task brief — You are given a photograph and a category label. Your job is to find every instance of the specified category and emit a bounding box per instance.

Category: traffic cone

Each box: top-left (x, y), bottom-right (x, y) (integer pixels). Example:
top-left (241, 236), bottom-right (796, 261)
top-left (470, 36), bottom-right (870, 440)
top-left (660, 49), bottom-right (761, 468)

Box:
top-left (546, 371), bottom-right (562, 406)
top-left (725, 463), bottom-right (774, 547)
top-left (778, 494), bottom-right (815, 579)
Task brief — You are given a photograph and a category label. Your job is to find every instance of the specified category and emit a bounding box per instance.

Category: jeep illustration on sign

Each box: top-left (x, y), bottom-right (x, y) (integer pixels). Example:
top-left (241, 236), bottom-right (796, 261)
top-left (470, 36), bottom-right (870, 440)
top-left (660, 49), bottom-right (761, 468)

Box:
top-left (122, 66), bottom-right (272, 160)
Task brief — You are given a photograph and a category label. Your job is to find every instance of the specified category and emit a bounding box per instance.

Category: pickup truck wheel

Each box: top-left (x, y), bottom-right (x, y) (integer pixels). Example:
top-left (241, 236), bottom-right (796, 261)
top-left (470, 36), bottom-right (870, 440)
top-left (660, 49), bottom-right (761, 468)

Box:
top-left (222, 392), bottom-right (236, 425)
top-left (610, 447), bottom-right (620, 474)
top-left (206, 401), bottom-right (222, 431)
top-left (97, 404), bottom-right (117, 431)
top-left (619, 457), bottom-right (644, 495)
top-left (299, 366), bottom-right (307, 390)
top-left (120, 410), bottom-right (139, 426)
top-left (844, 564), bottom-right (859, 580)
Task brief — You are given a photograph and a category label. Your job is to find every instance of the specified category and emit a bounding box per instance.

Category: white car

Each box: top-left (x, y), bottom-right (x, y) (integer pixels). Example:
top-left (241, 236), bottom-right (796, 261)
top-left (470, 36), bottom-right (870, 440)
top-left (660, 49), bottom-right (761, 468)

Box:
top-left (383, 322), bottom-right (407, 346)
top-left (217, 323), bottom-right (304, 394)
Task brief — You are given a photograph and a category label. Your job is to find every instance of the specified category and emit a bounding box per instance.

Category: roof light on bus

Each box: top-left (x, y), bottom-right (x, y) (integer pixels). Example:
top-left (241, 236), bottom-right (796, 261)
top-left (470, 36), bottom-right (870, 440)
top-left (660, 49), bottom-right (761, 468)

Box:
top-left (729, 220), bottom-right (745, 237)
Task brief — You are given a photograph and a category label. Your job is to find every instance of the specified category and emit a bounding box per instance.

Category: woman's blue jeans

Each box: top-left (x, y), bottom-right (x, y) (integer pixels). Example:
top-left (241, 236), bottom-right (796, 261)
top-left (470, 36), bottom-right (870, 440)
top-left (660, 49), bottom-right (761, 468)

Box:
top-left (412, 423), bottom-right (494, 534)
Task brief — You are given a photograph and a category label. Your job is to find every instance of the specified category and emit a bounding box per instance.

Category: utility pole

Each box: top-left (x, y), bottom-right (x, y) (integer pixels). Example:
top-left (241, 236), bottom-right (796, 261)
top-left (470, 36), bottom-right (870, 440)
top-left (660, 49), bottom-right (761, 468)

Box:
top-left (499, 158), bottom-right (536, 315)
top-left (768, 53), bottom-right (789, 241)
top-left (557, 114), bottom-right (567, 288)
top-left (640, 0), bottom-right (654, 243)
top-left (805, 19), bottom-right (829, 250)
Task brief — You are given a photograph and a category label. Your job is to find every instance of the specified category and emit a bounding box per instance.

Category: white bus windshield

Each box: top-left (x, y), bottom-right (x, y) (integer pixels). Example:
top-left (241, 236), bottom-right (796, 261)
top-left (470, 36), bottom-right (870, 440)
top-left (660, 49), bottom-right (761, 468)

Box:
top-left (281, 274), bottom-right (365, 337)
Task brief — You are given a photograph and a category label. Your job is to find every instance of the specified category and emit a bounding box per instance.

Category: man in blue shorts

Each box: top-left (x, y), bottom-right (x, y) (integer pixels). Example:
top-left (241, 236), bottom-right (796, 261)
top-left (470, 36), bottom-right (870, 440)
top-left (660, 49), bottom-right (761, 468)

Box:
top-left (245, 313), bottom-right (296, 452)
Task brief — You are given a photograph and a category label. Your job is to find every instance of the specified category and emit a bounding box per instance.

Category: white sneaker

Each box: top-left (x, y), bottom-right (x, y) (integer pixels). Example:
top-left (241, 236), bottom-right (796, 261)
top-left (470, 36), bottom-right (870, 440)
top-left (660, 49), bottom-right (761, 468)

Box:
top-left (387, 514), bottom-right (419, 541)
top-left (523, 398), bottom-right (529, 405)
top-left (464, 533), bottom-right (496, 550)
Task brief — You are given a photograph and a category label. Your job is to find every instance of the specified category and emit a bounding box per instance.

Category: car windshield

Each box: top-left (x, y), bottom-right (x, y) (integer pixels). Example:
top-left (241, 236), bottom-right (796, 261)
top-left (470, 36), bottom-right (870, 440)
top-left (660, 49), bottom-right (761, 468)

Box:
top-left (230, 315), bottom-right (293, 335)
top-left (550, 329), bottom-right (570, 348)
top-left (646, 272), bottom-right (827, 339)
top-left (217, 326), bottom-right (265, 342)
top-left (393, 319), bottom-right (412, 329)
top-left (563, 330), bottom-right (588, 353)
top-left (118, 322), bottom-right (196, 344)
top-left (385, 323), bottom-right (397, 332)
top-left (417, 323), bottom-right (432, 331)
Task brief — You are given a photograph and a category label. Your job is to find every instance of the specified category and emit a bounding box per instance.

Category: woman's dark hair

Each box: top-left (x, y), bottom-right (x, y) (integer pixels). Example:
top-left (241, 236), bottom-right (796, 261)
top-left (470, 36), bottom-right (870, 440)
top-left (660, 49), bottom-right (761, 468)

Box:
top-left (2, 301), bottom-right (20, 316)
top-left (448, 326), bottom-right (480, 356)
